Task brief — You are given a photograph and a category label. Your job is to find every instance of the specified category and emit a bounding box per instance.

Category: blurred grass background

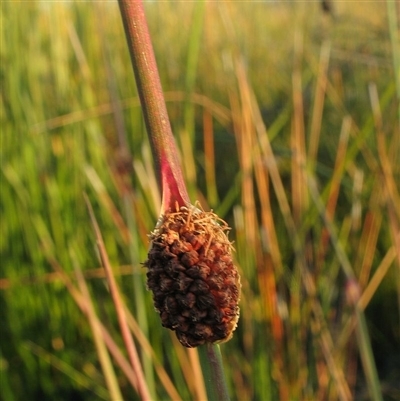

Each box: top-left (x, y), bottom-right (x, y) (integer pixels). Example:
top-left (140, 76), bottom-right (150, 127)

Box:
top-left (1, 1), bottom-right (399, 400)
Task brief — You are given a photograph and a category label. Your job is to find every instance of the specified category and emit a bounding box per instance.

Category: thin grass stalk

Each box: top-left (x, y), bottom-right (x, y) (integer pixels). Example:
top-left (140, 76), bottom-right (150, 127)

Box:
top-left (96, 5), bottom-right (156, 392)
top-left (369, 82), bottom-right (400, 221)
top-left (48, 255), bottom-right (180, 398)
top-left (308, 307), bottom-right (352, 401)
top-left (170, 335), bottom-right (199, 396)
top-left (180, 0), bottom-right (206, 198)
top-left (228, 85), bottom-right (257, 361)
top-left (214, 171), bottom-right (241, 219)
top-left (387, 203), bottom-right (400, 326)
top-left (325, 116), bottom-right (351, 217)
top-left (355, 210), bottom-right (382, 289)
top-left (358, 246), bottom-right (397, 310)
top-left (245, 78), bottom-right (351, 400)
top-left (123, 307), bottom-right (183, 401)
top-left (24, 341), bottom-right (109, 400)
top-left (124, 201), bottom-right (156, 394)
top-left (369, 82), bottom-right (400, 322)
top-left (29, 188), bottom-right (148, 396)
top-left (31, 91), bottom-right (231, 135)
top-left (73, 256), bottom-right (124, 401)
top-left (308, 41), bottom-right (331, 164)
top-left (229, 47), bottom-right (351, 399)
top-left (184, 1), bottom-right (205, 119)
top-left (45, 257), bottom-right (141, 392)
top-left (170, 334), bottom-right (208, 400)
top-left (187, 348), bottom-right (208, 401)
top-left (253, 151), bottom-right (286, 400)
top-left (67, 20), bottom-right (93, 95)
top-left (229, 69), bottom-right (262, 376)
top-left (167, 334), bottom-right (208, 400)
top-left (85, 166), bottom-right (130, 243)
top-left (316, 116), bottom-right (351, 269)
top-left (291, 28), bottom-right (308, 224)
top-left (203, 108), bottom-right (219, 206)
top-left (386, 0), bottom-right (400, 124)
top-left (350, 168), bottom-right (364, 233)
top-left (84, 194), bottom-right (151, 401)
top-left (95, 4), bottom-right (129, 151)
top-left (234, 58), bottom-right (260, 252)
top-left (133, 145), bottom-right (161, 214)
top-left (0, 265), bottom-right (146, 290)
top-left (354, 306), bottom-right (384, 401)
top-left (307, 176), bottom-right (355, 282)
top-left (253, 151), bottom-right (283, 277)
top-left (290, 33), bottom-right (311, 396)
top-left (0, 349), bottom-right (15, 401)
top-left (307, 175), bottom-right (383, 401)
top-left (232, 206), bottom-right (255, 358)
top-left (169, 333), bottom-right (207, 400)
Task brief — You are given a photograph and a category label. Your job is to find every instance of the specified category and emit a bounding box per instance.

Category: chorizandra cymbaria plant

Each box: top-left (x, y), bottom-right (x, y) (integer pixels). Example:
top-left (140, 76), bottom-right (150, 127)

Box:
top-left (117, 0), bottom-right (240, 365)
top-left (117, 0), bottom-right (240, 397)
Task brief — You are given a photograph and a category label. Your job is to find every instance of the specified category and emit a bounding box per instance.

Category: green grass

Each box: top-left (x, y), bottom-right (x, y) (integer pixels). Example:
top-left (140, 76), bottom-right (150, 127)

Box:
top-left (1, 1), bottom-right (399, 400)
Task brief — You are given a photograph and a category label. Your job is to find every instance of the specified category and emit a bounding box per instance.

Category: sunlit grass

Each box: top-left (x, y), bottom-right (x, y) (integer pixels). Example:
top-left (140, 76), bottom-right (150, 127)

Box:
top-left (2, 1), bottom-right (399, 400)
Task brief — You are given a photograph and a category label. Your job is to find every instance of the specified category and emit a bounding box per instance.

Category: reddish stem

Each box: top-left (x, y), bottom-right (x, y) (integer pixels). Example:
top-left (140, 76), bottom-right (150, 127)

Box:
top-left (118, 0), bottom-right (190, 211)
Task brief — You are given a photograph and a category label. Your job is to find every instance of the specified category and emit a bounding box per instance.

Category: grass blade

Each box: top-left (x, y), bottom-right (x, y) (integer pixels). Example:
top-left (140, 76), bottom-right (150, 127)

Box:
top-left (23, 341), bottom-right (109, 400)
top-left (307, 174), bottom-right (383, 401)
top-left (84, 194), bottom-right (151, 401)
top-left (73, 255), bottom-right (124, 401)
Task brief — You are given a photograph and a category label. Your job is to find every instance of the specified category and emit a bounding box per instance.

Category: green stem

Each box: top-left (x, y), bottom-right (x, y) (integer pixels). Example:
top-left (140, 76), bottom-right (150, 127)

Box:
top-left (354, 305), bottom-right (383, 401)
top-left (117, 0), bottom-right (189, 211)
top-left (308, 175), bottom-right (383, 401)
top-left (386, 0), bottom-right (400, 124)
top-left (198, 344), bottom-right (231, 401)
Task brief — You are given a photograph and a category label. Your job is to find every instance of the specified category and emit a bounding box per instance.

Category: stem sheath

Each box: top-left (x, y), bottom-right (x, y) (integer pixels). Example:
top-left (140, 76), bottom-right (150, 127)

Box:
top-left (118, 0), bottom-right (190, 210)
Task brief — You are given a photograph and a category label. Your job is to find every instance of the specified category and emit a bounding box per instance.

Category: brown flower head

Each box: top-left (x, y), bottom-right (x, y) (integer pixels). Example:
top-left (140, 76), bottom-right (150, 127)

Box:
top-left (144, 203), bottom-right (241, 348)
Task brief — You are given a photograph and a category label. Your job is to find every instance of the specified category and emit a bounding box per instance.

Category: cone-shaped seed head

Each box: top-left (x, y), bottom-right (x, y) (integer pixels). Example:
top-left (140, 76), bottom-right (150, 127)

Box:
top-left (144, 204), bottom-right (241, 348)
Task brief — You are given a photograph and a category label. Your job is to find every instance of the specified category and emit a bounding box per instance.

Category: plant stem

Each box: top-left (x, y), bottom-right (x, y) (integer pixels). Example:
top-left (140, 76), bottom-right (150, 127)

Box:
top-left (198, 344), bottom-right (231, 401)
top-left (354, 305), bottom-right (383, 401)
top-left (85, 194), bottom-right (152, 401)
top-left (117, 0), bottom-right (189, 211)
top-left (386, 0), bottom-right (400, 124)
top-left (307, 175), bottom-right (383, 401)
